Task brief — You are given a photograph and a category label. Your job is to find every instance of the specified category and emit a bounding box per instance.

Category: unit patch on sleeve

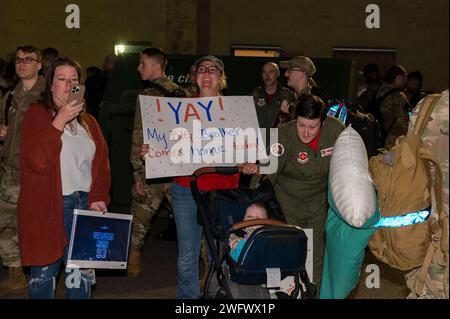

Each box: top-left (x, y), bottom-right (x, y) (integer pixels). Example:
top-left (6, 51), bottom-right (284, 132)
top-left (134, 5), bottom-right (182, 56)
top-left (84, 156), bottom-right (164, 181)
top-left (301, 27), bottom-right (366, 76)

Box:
top-left (257, 98), bottom-right (266, 107)
top-left (270, 143), bottom-right (285, 157)
top-left (320, 147), bottom-right (334, 158)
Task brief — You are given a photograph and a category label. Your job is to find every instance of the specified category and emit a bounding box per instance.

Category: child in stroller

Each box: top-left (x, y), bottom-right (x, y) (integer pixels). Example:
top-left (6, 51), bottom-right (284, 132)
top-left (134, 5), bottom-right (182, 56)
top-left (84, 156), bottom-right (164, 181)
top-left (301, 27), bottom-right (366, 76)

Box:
top-left (190, 167), bottom-right (315, 299)
top-left (229, 203), bottom-right (268, 262)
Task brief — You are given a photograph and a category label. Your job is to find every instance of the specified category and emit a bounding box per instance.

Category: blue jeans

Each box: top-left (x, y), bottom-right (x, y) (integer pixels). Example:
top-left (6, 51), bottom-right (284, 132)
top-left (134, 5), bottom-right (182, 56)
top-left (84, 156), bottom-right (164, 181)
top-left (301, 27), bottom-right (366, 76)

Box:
top-left (28, 191), bottom-right (95, 299)
top-left (172, 183), bottom-right (203, 299)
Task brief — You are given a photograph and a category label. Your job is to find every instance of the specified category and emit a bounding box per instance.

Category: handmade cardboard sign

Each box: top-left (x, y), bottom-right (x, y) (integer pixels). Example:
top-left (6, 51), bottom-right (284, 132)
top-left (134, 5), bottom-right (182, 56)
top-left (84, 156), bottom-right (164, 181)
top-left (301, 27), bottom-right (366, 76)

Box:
top-left (140, 95), bottom-right (267, 178)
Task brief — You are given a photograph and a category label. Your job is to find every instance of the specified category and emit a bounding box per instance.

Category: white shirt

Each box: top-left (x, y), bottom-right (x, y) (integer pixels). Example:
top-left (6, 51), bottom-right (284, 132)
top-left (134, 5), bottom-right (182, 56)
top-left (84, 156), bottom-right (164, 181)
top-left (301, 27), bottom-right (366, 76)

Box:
top-left (60, 121), bottom-right (96, 195)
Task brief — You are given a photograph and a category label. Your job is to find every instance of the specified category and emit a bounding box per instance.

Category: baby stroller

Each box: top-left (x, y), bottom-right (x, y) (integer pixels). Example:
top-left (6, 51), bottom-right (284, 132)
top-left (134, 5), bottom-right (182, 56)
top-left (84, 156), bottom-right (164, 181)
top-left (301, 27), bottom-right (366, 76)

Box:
top-left (190, 167), bottom-right (315, 299)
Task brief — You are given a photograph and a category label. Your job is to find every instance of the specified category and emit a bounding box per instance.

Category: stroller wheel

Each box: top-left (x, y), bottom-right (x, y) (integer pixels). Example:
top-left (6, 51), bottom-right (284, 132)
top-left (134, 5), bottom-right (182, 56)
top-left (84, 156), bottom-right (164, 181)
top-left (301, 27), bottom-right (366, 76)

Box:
top-left (215, 288), bottom-right (229, 299)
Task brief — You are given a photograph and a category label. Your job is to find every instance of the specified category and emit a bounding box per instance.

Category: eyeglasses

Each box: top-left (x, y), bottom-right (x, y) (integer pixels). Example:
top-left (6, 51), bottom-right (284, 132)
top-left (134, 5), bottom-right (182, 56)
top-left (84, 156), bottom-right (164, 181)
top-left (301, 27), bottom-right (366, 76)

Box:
top-left (15, 57), bottom-right (40, 65)
top-left (196, 66), bottom-right (220, 75)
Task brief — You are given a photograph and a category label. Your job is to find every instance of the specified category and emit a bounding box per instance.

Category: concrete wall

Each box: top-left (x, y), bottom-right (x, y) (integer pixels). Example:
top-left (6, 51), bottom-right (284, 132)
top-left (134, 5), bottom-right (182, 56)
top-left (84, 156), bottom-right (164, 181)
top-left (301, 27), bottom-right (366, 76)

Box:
top-left (0, 0), bottom-right (197, 78)
top-left (0, 0), bottom-right (448, 91)
top-left (210, 0), bottom-right (449, 91)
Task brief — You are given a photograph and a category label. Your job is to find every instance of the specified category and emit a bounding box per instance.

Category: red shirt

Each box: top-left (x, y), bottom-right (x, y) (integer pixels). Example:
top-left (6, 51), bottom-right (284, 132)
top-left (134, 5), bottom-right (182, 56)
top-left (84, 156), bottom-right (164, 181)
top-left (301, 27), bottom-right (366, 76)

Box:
top-left (174, 174), bottom-right (239, 191)
top-left (305, 130), bottom-right (321, 151)
top-left (265, 92), bottom-right (276, 103)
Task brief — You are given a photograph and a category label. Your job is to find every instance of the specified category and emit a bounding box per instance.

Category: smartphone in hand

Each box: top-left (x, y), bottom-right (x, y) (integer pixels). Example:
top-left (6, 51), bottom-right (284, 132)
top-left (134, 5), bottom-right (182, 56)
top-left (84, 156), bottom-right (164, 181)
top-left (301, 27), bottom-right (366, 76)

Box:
top-left (67, 84), bottom-right (86, 105)
top-left (66, 84), bottom-right (85, 135)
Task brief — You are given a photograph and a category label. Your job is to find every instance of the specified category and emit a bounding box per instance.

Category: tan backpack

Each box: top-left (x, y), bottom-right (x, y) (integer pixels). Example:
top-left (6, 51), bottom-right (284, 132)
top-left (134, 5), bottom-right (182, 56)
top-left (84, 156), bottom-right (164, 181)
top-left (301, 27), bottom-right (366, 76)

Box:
top-left (368, 95), bottom-right (445, 271)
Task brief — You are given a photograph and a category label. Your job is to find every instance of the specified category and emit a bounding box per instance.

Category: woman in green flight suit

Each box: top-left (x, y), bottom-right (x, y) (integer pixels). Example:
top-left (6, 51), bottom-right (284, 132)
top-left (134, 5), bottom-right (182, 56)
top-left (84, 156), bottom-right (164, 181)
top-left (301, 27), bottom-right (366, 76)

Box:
top-left (244, 93), bottom-right (344, 294)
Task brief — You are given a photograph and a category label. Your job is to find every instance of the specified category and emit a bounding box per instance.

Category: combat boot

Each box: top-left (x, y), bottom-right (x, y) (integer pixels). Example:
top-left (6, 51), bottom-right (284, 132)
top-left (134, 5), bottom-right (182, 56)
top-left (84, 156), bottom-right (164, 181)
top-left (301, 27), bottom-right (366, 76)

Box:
top-left (127, 249), bottom-right (142, 277)
top-left (0, 267), bottom-right (28, 297)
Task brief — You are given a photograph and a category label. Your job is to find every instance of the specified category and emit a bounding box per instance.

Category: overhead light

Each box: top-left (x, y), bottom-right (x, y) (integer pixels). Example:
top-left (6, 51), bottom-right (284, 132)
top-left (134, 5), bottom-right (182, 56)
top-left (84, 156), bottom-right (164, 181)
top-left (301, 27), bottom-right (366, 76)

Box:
top-left (114, 44), bottom-right (126, 55)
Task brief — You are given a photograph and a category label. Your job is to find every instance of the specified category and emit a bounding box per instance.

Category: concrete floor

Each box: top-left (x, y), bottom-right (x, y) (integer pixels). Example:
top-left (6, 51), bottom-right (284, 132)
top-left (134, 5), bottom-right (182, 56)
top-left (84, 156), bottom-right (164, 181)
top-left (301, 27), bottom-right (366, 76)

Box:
top-left (0, 214), bottom-right (410, 299)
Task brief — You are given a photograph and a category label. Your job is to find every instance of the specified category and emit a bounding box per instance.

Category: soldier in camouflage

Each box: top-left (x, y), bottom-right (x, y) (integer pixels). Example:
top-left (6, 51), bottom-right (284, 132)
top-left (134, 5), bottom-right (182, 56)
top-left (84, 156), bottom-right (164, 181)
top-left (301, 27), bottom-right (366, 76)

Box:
top-left (377, 65), bottom-right (410, 148)
top-left (128, 48), bottom-right (183, 277)
top-left (0, 45), bottom-right (44, 296)
top-left (405, 90), bottom-right (449, 299)
top-left (273, 56), bottom-right (316, 127)
top-left (251, 62), bottom-right (294, 132)
top-left (183, 63), bottom-right (198, 97)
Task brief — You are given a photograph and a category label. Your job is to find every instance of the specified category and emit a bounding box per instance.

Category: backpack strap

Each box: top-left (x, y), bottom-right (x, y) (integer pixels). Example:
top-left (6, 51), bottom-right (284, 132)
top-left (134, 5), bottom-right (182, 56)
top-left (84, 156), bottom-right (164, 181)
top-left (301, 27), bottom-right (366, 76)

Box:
top-left (145, 81), bottom-right (172, 97)
top-left (372, 87), bottom-right (400, 114)
top-left (412, 94), bottom-right (442, 136)
top-left (413, 145), bottom-right (447, 297)
top-left (410, 95), bottom-right (447, 297)
top-left (152, 81), bottom-right (186, 98)
top-left (378, 87), bottom-right (400, 102)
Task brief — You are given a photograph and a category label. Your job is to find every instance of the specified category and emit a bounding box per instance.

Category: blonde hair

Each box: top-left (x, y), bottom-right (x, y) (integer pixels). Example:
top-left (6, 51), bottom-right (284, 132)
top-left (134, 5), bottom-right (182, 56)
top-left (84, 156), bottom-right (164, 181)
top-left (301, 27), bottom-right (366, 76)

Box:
top-left (219, 74), bottom-right (228, 92)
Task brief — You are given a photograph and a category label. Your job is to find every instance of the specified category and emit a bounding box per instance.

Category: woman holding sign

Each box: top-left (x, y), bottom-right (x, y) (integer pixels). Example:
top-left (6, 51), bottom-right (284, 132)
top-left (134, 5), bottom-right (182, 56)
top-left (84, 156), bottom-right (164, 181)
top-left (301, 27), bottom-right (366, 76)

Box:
top-left (172, 56), bottom-right (241, 299)
top-left (141, 56), bottom-right (239, 298)
top-left (18, 57), bottom-right (111, 299)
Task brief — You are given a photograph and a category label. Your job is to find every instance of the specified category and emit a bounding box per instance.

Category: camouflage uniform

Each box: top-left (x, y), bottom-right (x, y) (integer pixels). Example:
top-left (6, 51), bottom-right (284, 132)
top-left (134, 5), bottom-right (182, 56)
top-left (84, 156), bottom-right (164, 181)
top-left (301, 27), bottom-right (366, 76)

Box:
top-left (405, 90), bottom-right (449, 299)
top-left (184, 85), bottom-right (198, 97)
top-left (376, 84), bottom-right (410, 148)
top-left (0, 76), bottom-right (45, 268)
top-left (129, 76), bottom-right (181, 251)
top-left (252, 85), bottom-right (294, 130)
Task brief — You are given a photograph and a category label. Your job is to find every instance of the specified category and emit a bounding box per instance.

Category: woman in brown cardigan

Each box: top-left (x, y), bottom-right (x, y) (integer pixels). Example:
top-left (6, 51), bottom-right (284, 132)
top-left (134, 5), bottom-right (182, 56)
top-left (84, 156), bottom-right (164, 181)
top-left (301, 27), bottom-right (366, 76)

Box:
top-left (18, 57), bottom-right (111, 299)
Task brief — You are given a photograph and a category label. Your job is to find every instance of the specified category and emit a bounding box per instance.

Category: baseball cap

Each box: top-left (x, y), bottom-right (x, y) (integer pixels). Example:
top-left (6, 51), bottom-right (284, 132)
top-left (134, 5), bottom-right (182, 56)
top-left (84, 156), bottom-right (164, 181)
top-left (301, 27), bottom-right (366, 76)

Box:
top-left (194, 55), bottom-right (225, 74)
top-left (279, 56), bottom-right (316, 77)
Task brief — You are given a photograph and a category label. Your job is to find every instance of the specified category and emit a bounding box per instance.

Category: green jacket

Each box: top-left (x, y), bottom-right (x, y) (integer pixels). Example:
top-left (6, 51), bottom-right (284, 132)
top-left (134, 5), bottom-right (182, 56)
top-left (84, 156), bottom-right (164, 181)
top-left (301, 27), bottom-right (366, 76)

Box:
top-left (130, 76), bottom-right (182, 183)
top-left (268, 117), bottom-right (344, 224)
top-left (0, 76), bottom-right (45, 170)
top-left (252, 84), bottom-right (294, 129)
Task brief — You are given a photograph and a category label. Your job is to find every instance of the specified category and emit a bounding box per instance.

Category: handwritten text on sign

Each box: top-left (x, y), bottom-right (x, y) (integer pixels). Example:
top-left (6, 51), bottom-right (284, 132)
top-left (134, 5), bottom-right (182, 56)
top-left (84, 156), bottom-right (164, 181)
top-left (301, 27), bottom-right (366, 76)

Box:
top-left (139, 95), bottom-right (266, 178)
